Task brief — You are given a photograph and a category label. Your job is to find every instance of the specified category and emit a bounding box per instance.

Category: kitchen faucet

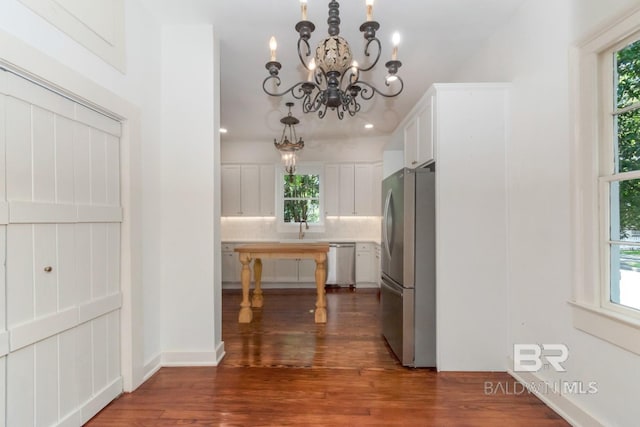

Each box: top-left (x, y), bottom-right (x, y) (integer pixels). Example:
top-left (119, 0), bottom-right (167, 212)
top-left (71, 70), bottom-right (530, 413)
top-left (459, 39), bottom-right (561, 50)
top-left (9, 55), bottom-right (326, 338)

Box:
top-left (298, 220), bottom-right (309, 239)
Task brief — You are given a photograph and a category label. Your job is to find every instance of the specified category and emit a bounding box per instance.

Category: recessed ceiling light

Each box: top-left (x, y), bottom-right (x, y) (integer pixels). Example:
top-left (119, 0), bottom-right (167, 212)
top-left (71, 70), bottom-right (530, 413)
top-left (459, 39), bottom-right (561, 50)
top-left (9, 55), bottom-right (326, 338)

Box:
top-left (364, 123), bottom-right (374, 129)
top-left (219, 128), bottom-right (228, 134)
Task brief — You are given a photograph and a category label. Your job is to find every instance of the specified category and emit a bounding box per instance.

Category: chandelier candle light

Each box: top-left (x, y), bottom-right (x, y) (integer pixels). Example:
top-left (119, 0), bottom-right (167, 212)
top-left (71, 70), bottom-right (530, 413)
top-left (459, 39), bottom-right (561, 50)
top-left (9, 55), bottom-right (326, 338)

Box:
top-left (274, 102), bottom-right (305, 180)
top-left (263, 0), bottom-right (403, 119)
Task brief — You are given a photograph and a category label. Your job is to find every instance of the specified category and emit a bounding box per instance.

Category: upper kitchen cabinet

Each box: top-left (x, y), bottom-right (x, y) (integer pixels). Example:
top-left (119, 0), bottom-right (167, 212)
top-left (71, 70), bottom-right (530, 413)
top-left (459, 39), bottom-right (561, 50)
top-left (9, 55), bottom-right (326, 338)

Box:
top-left (221, 164), bottom-right (275, 216)
top-left (401, 89), bottom-right (434, 168)
top-left (324, 162), bottom-right (380, 216)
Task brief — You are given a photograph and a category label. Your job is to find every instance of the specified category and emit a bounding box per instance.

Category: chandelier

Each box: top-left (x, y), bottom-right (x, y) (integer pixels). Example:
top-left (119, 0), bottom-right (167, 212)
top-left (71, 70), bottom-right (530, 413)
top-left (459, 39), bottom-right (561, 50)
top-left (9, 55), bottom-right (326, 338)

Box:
top-left (263, 0), bottom-right (403, 120)
top-left (274, 102), bottom-right (304, 179)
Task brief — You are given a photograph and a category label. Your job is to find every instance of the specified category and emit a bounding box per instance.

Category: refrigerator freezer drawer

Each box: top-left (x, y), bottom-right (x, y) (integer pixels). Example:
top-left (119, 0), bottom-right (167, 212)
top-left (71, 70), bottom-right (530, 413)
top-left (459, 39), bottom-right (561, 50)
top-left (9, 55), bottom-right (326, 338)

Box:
top-left (381, 277), bottom-right (415, 366)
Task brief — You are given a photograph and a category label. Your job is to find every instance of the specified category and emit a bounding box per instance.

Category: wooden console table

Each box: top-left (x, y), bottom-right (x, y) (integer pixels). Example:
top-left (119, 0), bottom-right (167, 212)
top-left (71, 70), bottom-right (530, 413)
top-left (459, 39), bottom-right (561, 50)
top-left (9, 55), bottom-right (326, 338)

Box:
top-left (233, 243), bottom-right (330, 323)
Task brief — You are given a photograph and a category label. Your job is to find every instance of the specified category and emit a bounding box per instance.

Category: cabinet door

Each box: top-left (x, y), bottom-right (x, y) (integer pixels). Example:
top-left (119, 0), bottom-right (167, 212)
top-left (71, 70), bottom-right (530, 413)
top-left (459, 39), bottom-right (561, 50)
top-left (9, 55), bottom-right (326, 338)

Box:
top-left (275, 259), bottom-right (299, 282)
top-left (240, 165), bottom-right (260, 216)
top-left (354, 164), bottom-right (372, 216)
top-left (221, 251), bottom-right (238, 282)
top-left (221, 165), bottom-right (241, 216)
top-left (371, 163), bottom-right (382, 216)
top-left (259, 258), bottom-right (277, 282)
top-left (356, 247), bottom-right (374, 284)
top-left (298, 259), bottom-right (317, 283)
top-left (417, 94), bottom-right (434, 165)
top-left (374, 244), bottom-right (381, 285)
top-left (403, 115), bottom-right (419, 168)
top-left (339, 164), bottom-right (355, 216)
top-left (259, 165), bottom-right (276, 216)
top-left (324, 164), bottom-right (339, 216)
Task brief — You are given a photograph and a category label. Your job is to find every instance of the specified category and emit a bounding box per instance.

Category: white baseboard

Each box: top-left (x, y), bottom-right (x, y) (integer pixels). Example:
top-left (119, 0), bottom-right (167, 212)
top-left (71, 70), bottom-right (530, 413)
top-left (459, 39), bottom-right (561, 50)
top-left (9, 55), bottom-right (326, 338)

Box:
top-left (161, 350), bottom-right (222, 367)
top-left (80, 377), bottom-right (123, 425)
top-left (143, 353), bottom-right (162, 382)
top-left (507, 359), bottom-right (604, 427)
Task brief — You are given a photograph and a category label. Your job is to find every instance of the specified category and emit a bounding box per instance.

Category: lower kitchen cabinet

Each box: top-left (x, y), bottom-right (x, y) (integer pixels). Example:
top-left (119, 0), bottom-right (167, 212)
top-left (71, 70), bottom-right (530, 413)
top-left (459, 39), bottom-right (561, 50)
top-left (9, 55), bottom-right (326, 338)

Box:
top-left (297, 259), bottom-right (317, 283)
top-left (221, 243), bottom-right (316, 285)
top-left (356, 243), bottom-right (377, 286)
top-left (275, 259), bottom-right (298, 283)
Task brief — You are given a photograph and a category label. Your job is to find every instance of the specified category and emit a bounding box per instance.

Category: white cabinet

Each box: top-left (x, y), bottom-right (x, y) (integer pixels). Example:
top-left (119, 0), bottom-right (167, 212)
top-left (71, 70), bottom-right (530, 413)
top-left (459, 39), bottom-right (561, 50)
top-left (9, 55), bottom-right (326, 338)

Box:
top-left (371, 163), bottom-right (382, 216)
top-left (403, 90), bottom-right (434, 168)
top-left (354, 164), bottom-right (373, 216)
top-left (325, 163), bottom-right (378, 216)
top-left (431, 83), bottom-right (509, 370)
top-left (324, 164), bottom-right (339, 216)
top-left (275, 259), bottom-right (298, 283)
top-left (339, 164), bottom-right (355, 216)
top-left (221, 166), bottom-right (241, 216)
top-left (259, 165), bottom-right (276, 216)
top-left (221, 243), bottom-right (276, 284)
top-left (356, 243), bottom-right (376, 285)
top-left (221, 242), bottom-right (319, 285)
top-left (2, 71), bottom-right (123, 426)
top-left (221, 164), bottom-right (275, 216)
top-left (221, 243), bottom-right (238, 283)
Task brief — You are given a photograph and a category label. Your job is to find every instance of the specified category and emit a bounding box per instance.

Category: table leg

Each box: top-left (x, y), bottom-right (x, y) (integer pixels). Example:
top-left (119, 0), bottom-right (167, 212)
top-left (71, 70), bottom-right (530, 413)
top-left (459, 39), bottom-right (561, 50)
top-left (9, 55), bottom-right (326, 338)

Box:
top-left (238, 253), bottom-right (253, 323)
top-left (314, 253), bottom-right (327, 323)
top-left (252, 258), bottom-right (264, 308)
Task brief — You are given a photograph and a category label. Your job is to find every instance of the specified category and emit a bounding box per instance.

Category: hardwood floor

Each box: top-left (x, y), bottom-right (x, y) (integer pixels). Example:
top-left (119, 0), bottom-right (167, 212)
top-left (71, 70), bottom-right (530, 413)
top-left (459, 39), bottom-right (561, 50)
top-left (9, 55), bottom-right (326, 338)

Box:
top-left (87, 288), bottom-right (569, 426)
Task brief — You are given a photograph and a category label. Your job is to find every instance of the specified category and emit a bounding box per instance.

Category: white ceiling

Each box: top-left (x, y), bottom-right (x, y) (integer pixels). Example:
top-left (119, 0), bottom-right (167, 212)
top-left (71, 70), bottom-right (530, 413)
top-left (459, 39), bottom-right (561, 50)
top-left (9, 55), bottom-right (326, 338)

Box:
top-left (141, 0), bottom-right (524, 143)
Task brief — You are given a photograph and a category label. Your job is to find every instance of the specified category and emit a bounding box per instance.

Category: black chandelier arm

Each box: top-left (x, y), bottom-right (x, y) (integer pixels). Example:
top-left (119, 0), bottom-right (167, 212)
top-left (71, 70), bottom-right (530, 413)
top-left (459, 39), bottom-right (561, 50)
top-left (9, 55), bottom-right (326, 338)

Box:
top-left (340, 90), bottom-right (361, 116)
top-left (348, 76), bottom-right (404, 101)
top-left (300, 85), bottom-right (324, 114)
top-left (358, 38), bottom-right (382, 72)
top-left (318, 102), bottom-right (332, 119)
top-left (297, 38), bottom-right (312, 70)
top-left (262, 76), bottom-right (306, 99)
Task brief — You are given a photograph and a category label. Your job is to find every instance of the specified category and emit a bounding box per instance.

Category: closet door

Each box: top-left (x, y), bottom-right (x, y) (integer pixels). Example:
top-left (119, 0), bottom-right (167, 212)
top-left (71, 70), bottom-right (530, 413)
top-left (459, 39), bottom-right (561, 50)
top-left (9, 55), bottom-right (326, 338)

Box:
top-left (2, 70), bottom-right (123, 426)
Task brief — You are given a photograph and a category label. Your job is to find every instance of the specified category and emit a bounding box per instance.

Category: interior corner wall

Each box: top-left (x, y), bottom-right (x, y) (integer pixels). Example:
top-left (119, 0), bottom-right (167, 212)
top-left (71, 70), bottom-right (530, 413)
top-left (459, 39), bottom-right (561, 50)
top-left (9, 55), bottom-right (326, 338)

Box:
top-left (159, 24), bottom-right (217, 363)
top-left (451, 1), bottom-right (640, 425)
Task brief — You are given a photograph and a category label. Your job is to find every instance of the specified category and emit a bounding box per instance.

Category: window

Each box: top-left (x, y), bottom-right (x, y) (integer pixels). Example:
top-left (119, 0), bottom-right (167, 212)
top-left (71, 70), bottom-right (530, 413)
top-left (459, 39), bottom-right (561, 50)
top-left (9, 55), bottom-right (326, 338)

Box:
top-left (571, 9), bottom-right (640, 356)
top-left (283, 173), bottom-right (320, 223)
top-left (276, 164), bottom-right (324, 231)
top-left (602, 37), bottom-right (640, 314)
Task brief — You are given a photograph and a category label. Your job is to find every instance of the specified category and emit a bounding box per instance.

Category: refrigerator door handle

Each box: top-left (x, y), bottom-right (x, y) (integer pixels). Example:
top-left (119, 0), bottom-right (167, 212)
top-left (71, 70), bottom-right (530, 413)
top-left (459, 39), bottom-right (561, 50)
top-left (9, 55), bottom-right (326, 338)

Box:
top-left (382, 188), bottom-right (393, 261)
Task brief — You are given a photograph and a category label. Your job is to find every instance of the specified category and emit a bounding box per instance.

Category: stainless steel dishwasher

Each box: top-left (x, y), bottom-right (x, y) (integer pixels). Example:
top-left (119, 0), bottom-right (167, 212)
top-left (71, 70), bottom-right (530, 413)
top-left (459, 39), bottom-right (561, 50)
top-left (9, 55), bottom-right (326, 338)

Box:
top-left (325, 242), bottom-right (355, 286)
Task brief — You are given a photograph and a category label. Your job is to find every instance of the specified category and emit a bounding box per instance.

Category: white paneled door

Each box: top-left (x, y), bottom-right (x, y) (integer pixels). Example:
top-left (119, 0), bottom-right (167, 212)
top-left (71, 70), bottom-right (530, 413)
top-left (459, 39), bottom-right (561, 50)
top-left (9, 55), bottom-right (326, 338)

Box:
top-left (0, 69), bottom-right (123, 426)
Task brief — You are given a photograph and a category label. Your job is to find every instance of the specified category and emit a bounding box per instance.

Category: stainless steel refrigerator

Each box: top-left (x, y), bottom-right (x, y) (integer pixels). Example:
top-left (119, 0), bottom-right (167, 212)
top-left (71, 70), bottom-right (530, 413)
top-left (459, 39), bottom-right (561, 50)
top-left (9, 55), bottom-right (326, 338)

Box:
top-left (381, 166), bottom-right (436, 367)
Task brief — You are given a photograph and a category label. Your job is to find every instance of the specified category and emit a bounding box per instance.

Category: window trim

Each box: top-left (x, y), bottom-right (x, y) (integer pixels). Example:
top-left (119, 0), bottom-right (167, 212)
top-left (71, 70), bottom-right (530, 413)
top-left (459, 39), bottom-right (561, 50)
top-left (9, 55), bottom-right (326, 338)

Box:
top-left (275, 163), bottom-right (325, 233)
top-left (571, 6), bottom-right (640, 355)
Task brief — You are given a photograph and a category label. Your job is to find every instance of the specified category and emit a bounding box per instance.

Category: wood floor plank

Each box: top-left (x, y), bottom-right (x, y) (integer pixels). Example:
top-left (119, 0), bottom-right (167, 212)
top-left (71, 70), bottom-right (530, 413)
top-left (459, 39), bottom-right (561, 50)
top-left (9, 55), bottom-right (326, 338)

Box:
top-left (87, 288), bottom-right (569, 426)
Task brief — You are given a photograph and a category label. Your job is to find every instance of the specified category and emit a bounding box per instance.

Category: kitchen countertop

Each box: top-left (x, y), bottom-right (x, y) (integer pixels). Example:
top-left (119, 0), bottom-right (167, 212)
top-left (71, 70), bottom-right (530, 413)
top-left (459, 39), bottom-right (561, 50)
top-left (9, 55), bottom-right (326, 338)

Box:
top-left (223, 238), bottom-right (381, 244)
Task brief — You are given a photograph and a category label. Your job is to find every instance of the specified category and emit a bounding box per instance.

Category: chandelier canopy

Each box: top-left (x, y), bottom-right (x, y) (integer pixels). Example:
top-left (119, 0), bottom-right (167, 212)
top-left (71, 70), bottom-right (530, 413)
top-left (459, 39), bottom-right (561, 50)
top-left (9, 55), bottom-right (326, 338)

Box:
top-left (274, 102), bottom-right (304, 179)
top-left (263, 0), bottom-right (403, 120)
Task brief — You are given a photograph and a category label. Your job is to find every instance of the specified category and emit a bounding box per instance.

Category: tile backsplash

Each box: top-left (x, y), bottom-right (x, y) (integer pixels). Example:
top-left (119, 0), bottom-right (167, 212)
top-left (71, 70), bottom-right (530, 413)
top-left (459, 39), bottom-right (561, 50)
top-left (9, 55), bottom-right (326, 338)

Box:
top-left (221, 216), bottom-right (381, 242)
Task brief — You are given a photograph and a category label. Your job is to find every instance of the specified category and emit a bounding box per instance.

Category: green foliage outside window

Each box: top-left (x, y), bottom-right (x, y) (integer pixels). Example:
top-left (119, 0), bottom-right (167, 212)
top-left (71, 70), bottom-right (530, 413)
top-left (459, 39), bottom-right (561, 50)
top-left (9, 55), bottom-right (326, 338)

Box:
top-left (283, 174), bottom-right (320, 223)
top-left (615, 40), bottom-right (640, 237)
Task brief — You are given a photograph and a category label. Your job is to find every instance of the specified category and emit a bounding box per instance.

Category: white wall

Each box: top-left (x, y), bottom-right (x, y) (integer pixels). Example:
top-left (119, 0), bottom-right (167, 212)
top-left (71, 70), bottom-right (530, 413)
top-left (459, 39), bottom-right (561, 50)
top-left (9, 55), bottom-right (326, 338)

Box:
top-left (452, 1), bottom-right (640, 425)
top-left (159, 24), bottom-right (219, 364)
top-left (0, 0), bottom-right (224, 389)
top-left (0, 0), bottom-right (165, 390)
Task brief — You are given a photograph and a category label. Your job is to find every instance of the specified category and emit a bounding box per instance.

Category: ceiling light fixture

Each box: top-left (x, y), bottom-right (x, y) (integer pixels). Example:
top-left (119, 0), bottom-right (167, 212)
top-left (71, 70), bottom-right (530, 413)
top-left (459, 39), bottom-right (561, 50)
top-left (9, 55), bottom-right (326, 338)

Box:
top-left (263, 0), bottom-right (403, 120)
top-left (274, 102), bottom-right (304, 180)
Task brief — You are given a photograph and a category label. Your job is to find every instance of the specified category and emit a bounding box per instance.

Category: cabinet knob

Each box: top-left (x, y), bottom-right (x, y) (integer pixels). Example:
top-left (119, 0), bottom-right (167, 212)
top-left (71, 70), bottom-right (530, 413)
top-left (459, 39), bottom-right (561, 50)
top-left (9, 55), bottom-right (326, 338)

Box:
top-left (411, 161), bottom-right (418, 165)
top-left (44, 266), bottom-right (53, 273)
